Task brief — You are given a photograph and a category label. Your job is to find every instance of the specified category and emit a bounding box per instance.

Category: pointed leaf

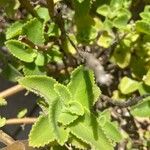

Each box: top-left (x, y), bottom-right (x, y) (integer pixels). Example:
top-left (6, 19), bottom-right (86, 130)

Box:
top-left (68, 66), bottom-right (100, 111)
top-left (69, 111), bottom-right (113, 150)
top-left (18, 75), bottom-right (58, 104)
top-left (5, 40), bottom-right (37, 62)
top-left (54, 83), bottom-right (72, 105)
top-left (49, 98), bottom-right (69, 145)
top-left (29, 115), bottom-right (55, 147)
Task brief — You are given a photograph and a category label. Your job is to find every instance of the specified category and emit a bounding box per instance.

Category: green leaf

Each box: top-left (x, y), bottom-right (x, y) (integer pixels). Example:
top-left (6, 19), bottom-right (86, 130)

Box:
top-left (35, 52), bottom-right (45, 66)
top-left (113, 14), bottom-right (129, 28)
top-left (54, 83), bottom-right (72, 105)
top-left (23, 18), bottom-right (45, 45)
top-left (69, 134), bottom-right (90, 149)
top-left (18, 75), bottom-right (58, 104)
top-left (118, 77), bottom-right (140, 94)
top-left (47, 22), bottom-right (60, 37)
top-left (67, 66), bottom-right (100, 111)
top-left (6, 21), bottom-right (24, 40)
top-left (58, 112), bottom-right (78, 126)
top-left (36, 6), bottom-right (50, 22)
top-left (143, 69), bottom-right (150, 86)
top-left (131, 97), bottom-right (150, 117)
top-left (111, 45), bottom-right (131, 68)
top-left (17, 108), bottom-right (27, 118)
top-left (0, 116), bottom-right (6, 128)
top-left (69, 111), bottom-right (113, 150)
top-left (5, 40), bottom-right (37, 62)
top-left (49, 98), bottom-right (69, 145)
top-left (1, 63), bottom-right (23, 82)
top-left (23, 63), bottom-right (46, 76)
top-left (0, 98), bottom-right (7, 106)
top-left (96, 5), bottom-right (111, 17)
top-left (136, 21), bottom-right (150, 35)
top-left (29, 115), bottom-right (55, 147)
top-left (67, 101), bottom-right (84, 116)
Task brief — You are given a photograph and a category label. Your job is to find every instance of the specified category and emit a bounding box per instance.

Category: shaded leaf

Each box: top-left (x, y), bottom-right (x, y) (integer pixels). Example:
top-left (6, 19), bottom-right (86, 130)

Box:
top-left (5, 40), bottom-right (37, 63)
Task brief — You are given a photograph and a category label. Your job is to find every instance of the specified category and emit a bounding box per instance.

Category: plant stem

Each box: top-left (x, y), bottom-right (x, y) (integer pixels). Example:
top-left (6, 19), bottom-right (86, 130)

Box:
top-left (0, 85), bottom-right (24, 99)
top-left (6, 118), bottom-right (37, 125)
top-left (18, 0), bottom-right (40, 18)
top-left (46, 0), bottom-right (54, 19)
top-left (0, 130), bottom-right (15, 145)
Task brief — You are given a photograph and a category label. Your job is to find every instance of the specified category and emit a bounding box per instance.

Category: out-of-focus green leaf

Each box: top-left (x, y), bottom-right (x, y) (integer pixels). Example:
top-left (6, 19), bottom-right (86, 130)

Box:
top-left (96, 5), bottom-right (111, 17)
top-left (118, 76), bottom-right (140, 94)
top-left (136, 21), bottom-right (150, 35)
top-left (0, 116), bottom-right (6, 128)
top-left (131, 97), bottom-right (150, 117)
top-left (17, 108), bottom-right (27, 118)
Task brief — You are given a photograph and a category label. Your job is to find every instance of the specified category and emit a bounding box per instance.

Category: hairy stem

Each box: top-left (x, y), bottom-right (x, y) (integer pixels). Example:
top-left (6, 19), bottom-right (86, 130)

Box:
top-left (0, 85), bottom-right (24, 99)
top-left (6, 118), bottom-right (37, 125)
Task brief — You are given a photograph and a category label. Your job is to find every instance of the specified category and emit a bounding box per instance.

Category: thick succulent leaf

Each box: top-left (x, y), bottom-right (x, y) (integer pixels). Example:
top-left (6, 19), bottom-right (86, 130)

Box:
top-left (54, 83), bottom-right (72, 105)
top-left (22, 18), bottom-right (45, 45)
top-left (67, 65), bottom-right (100, 111)
top-left (18, 75), bottom-right (58, 104)
top-left (58, 112), bottom-right (79, 126)
top-left (118, 76), bottom-right (140, 94)
top-left (5, 40), bottom-right (37, 62)
top-left (131, 97), bottom-right (150, 117)
top-left (49, 98), bottom-right (69, 145)
top-left (6, 21), bottom-right (24, 39)
top-left (69, 111), bottom-right (113, 150)
top-left (29, 115), bottom-right (55, 147)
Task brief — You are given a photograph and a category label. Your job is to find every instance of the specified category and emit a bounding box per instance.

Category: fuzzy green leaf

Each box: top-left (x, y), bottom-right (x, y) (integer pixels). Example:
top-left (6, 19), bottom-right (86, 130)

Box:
top-left (6, 21), bottom-right (24, 40)
top-left (5, 40), bottom-right (37, 62)
top-left (22, 18), bottom-right (45, 45)
top-left (118, 76), bottom-right (140, 94)
top-left (68, 66), bottom-right (100, 111)
top-left (131, 97), bottom-right (150, 117)
top-left (29, 115), bottom-right (55, 147)
top-left (54, 83), bottom-right (72, 105)
top-left (96, 5), bottom-right (111, 17)
top-left (67, 101), bottom-right (84, 116)
top-left (18, 75), bottom-right (58, 104)
top-left (69, 111), bottom-right (113, 150)
top-left (17, 108), bottom-right (27, 118)
top-left (0, 98), bottom-right (7, 106)
top-left (49, 98), bottom-right (69, 145)
top-left (58, 112), bottom-right (78, 126)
